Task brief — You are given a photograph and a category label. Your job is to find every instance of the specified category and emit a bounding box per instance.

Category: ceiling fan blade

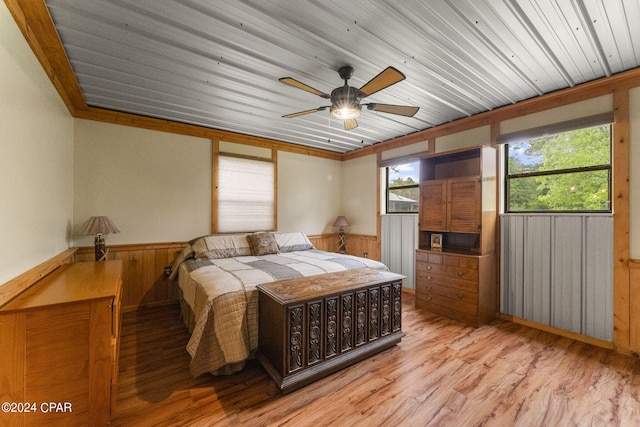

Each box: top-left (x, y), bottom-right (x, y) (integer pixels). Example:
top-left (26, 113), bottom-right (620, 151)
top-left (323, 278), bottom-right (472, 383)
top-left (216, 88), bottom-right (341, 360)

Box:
top-left (359, 67), bottom-right (406, 97)
top-left (344, 118), bottom-right (358, 130)
top-left (279, 77), bottom-right (330, 98)
top-left (282, 107), bottom-right (327, 118)
top-left (367, 103), bottom-right (419, 117)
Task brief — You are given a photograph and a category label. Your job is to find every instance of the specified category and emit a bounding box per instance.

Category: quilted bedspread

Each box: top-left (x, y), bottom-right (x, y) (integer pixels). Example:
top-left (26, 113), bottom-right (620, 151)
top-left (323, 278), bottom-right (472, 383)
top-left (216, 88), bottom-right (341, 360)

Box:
top-left (177, 249), bottom-right (388, 377)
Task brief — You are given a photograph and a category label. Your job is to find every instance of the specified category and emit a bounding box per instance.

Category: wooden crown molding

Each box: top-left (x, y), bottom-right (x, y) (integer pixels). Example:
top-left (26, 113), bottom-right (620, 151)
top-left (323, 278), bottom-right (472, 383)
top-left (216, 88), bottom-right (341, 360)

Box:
top-left (5, 0), bottom-right (87, 114)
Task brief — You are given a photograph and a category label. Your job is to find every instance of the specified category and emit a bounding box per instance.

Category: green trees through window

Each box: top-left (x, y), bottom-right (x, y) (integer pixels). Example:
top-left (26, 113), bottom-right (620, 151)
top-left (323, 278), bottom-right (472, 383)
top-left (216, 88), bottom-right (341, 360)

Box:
top-left (505, 125), bottom-right (611, 212)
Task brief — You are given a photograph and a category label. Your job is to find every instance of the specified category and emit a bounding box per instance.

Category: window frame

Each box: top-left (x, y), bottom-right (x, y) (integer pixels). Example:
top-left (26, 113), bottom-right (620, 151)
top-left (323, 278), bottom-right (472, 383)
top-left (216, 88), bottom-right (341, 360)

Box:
top-left (384, 161), bottom-right (420, 215)
top-left (503, 124), bottom-right (612, 214)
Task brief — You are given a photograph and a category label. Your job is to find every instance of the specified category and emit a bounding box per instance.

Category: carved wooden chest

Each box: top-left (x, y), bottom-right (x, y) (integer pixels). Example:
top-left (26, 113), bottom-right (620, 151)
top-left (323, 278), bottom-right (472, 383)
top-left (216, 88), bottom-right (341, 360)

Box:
top-left (257, 268), bottom-right (404, 393)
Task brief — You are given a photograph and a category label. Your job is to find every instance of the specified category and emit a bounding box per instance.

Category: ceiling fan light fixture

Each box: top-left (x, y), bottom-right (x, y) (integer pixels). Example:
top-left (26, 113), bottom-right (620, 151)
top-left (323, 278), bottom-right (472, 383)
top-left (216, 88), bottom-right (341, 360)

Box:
top-left (331, 104), bottom-right (361, 119)
top-left (330, 84), bottom-right (362, 119)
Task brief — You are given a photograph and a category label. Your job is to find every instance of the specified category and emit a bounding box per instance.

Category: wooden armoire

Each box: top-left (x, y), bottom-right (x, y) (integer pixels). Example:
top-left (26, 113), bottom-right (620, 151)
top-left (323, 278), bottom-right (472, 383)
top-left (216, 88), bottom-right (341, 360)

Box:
top-left (415, 146), bottom-right (497, 326)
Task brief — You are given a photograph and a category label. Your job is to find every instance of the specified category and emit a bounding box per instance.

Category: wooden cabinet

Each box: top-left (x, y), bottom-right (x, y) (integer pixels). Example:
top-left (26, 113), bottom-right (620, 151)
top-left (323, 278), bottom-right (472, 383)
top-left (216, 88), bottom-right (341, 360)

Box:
top-left (0, 261), bottom-right (123, 426)
top-left (416, 146), bottom-right (497, 326)
top-left (418, 146), bottom-right (496, 254)
top-left (420, 179), bottom-right (448, 231)
top-left (420, 176), bottom-right (481, 233)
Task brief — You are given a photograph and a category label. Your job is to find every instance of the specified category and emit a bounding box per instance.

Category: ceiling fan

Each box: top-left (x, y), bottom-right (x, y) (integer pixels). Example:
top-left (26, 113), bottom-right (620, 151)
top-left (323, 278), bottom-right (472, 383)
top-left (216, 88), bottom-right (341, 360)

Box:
top-left (280, 66), bottom-right (419, 130)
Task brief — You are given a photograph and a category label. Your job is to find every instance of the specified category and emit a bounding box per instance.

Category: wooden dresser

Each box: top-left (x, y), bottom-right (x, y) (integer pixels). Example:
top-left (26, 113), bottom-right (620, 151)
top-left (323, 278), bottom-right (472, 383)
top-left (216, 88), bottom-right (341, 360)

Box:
top-left (0, 260), bottom-right (123, 426)
top-left (415, 146), bottom-right (497, 326)
top-left (257, 268), bottom-right (404, 393)
top-left (415, 250), bottom-right (495, 326)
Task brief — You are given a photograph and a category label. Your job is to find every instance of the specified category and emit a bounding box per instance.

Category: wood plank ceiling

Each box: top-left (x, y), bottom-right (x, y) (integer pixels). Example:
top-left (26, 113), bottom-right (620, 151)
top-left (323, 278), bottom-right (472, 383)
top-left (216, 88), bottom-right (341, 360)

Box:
top-left (43, 0), bottom-right (640, 153)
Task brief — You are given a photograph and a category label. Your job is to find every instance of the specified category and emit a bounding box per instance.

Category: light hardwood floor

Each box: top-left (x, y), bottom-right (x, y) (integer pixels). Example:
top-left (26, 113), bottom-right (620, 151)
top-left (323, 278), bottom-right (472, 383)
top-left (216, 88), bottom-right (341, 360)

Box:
top-left (113, 293), bottom-right (640, 426)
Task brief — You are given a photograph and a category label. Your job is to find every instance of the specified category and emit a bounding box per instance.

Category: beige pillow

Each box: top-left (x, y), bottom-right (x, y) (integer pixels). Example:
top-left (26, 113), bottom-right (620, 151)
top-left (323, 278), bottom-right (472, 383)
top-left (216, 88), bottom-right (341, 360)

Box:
top-left (247, 232), bottom-right (280, 256)
top-left (190, 234), bottom-right (251, 259)
top-left (274, 231), bottom-right (314, 252)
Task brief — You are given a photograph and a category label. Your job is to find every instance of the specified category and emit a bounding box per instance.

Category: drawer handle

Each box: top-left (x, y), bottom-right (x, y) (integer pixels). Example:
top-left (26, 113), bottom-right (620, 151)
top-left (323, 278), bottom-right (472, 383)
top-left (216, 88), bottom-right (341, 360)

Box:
top-left (427, 285), bottom-right (432, 291)
top-left (456, 270), bottom-right (464, 277)
top-left (427, 265), bottom-right (432, 270)
top-left (456, 293), bottom-right (464, 300)
top-left (427, 275), bottom-right (432, 280)
top-left (427, 295), bottom-right (432, 301)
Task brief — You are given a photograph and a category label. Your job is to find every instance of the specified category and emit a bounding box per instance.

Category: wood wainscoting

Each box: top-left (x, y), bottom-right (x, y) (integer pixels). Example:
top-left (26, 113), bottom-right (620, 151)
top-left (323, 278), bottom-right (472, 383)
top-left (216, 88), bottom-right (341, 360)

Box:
top-left (2, 239), bottom-right (361, 312)
top-left (76, 243), bottom-right (186, 311)
top-left (74, 234), bottom-right (379, 311)
top-left (308, 234), bottom-right (379, 261)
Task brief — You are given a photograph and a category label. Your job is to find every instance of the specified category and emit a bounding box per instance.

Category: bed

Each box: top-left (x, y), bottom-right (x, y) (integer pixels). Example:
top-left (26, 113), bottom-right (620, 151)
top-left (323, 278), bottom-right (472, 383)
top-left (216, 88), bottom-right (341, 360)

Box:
top-left (171, 231), bottom-right (389, 377)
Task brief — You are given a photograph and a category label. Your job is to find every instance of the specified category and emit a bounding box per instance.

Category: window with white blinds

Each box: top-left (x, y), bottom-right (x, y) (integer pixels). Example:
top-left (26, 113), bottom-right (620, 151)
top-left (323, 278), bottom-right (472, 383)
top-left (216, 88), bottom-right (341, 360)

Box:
top-left (217, 154), bottom-right (275, 233)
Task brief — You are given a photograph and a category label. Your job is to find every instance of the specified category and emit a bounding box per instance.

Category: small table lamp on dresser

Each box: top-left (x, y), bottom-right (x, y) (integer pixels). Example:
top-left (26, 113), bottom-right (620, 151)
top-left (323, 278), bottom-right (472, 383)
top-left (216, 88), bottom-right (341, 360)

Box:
top-left (80, 216), bottom-right (120, 261)
top-left (333, 215), bottom-right (351, 254)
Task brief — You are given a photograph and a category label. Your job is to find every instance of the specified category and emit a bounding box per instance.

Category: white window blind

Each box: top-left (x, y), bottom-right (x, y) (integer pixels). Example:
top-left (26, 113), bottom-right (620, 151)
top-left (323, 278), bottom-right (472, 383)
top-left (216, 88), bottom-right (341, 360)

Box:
top-left (218, 155), bottom-right (274, 233)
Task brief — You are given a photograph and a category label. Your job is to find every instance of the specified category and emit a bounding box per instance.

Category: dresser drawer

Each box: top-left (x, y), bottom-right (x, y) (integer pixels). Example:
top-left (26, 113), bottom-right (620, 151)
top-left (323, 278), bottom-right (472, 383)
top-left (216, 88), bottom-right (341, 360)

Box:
top-left (416, 277), bottom-right (478, 315)
top-left (416, 270), bottom-right (478, 294)
top-left (417, 290), bottom-right (478, 316)
top-left (416, 276), bottom-right (478, 297)
top-left (416, 260), bottom-right (479, 282)
top-left (429, 282), bottom-right (477, 302)
top-left (416, 250), bottom-right (443, 264)
top-left (417, 251), bottom-right (479, 269)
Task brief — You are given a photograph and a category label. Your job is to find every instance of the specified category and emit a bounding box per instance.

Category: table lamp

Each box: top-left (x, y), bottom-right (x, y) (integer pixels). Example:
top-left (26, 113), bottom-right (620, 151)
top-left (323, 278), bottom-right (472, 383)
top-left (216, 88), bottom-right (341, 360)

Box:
top-left (332, 215), bottom-right (351, 253)
top-left (80, 216), bottom-right (120, 261)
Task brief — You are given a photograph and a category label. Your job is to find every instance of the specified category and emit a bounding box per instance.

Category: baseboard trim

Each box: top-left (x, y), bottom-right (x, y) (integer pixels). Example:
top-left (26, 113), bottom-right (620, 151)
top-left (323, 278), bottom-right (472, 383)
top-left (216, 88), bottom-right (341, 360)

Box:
top-left (497, 312), bottom-right (614, 350)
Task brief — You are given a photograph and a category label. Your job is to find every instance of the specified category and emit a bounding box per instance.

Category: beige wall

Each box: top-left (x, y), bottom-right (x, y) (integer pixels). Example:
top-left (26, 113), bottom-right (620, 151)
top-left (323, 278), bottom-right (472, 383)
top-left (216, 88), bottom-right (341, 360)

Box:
top-left (342, 154), bottom-right (378, 235)
top-left (72, 129), bottom-right (347, 246)
top-left (0, 2), bottom-right (74, 285)
top-left (73, 119), bottom-right (212, 246)
top-left (500, 95), bottom-right (612, 134)
top-left (278, 151), bottom-right (343, 234)
top-left (435, 125), bottom-right (491, 151)
top-left (380, 140), bottom-right (429, 161)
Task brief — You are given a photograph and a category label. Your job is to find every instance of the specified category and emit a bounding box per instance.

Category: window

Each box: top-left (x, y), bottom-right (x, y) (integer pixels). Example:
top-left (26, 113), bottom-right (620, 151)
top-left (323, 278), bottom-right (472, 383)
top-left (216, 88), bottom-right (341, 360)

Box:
top-left (504, 124), bottom-right (611, 212)
top-left (385, 161), bottom-right (419, 213)
top-left (217, 154), bottom-right (275, 232)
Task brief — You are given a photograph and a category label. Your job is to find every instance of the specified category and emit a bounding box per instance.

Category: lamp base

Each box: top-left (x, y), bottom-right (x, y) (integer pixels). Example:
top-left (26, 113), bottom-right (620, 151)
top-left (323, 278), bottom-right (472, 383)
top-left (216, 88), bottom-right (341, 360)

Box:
top-left (337, 229), bottom-right (347, 254)
top-left (94, 235), bottom-right (107, 261)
